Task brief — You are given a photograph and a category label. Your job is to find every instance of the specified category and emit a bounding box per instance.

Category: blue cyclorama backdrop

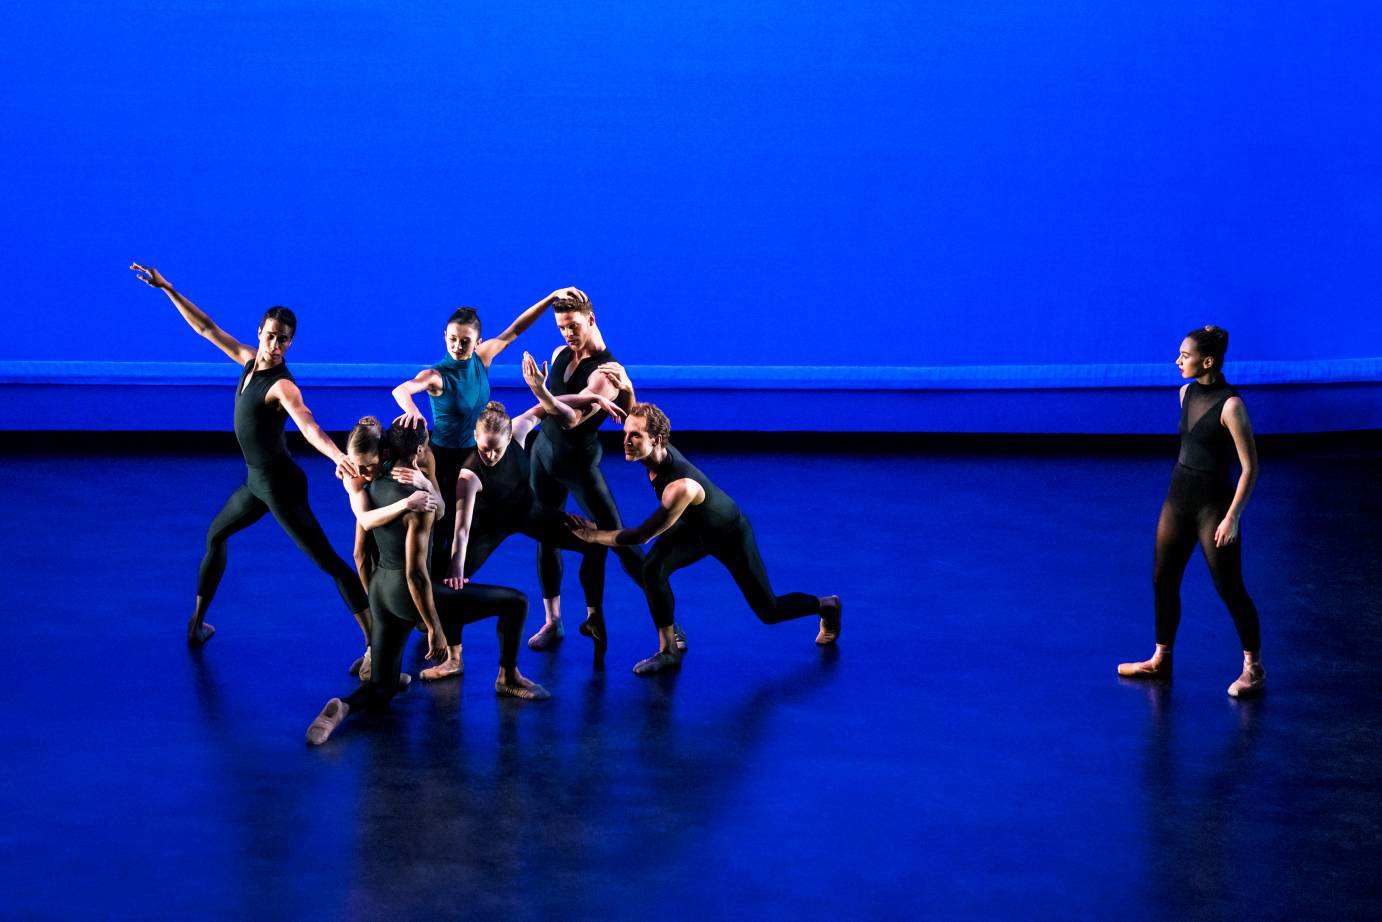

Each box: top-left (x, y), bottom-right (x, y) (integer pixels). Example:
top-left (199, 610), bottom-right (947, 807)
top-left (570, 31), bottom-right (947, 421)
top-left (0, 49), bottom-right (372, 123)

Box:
top-left (0, 1), bottom-right (1378, 432)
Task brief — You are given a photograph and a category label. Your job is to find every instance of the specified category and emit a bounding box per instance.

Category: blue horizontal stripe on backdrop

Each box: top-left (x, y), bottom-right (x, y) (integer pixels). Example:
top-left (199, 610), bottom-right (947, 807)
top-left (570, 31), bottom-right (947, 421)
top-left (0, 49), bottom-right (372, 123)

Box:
top-left (1, 359), bottom-right (1378, 435)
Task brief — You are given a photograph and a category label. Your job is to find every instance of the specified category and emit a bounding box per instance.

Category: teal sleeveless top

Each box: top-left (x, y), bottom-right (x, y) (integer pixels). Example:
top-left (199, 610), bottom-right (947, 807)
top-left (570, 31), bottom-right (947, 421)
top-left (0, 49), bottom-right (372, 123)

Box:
top-left (427, 355), bottom-right (490, 449)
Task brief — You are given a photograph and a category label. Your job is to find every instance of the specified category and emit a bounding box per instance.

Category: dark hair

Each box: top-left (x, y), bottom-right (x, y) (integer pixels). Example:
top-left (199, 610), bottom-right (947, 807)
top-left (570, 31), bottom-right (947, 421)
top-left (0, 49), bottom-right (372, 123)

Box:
top-left (1185, 325), bottom-right (1229, 368)
top-left (347, 416), bottom-right (382, 458)
top-left (551, 297), bottom-right (592, 316)
top-left (386, 418), bottom-right (428, 465)
top-left (447, 307), bottom-right (482, 336)
top-left (476, 400), bottom-right (511, 438)
top-left (260, 306), bottom-right (297, 338)
top-left (628, 403), bottom-right (671, 444)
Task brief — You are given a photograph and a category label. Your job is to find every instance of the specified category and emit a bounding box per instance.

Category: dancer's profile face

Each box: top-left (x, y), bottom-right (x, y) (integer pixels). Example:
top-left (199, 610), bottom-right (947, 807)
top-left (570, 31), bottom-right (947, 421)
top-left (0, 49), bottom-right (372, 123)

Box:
top-left (554, 310), bottom-right (594, 351)
top-left (623, 416), bottom-right (654, 461)
top-left (475, 429), bottom-right (510, 467)
top-left (256, 319), bottom-right (293, 365)
top-left (445, 322), bottom-right (479, 361)
top-left (1176, 337), bottom-right (1211, 378)
top-left (349, 450), bottom-right (381, 482)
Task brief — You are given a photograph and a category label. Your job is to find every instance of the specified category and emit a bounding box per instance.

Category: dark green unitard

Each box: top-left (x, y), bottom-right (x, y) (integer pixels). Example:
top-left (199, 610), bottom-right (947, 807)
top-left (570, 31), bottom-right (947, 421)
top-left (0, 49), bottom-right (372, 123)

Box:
top-left (640, 445), bottom-right (820, 630)
top-left (344, 475), bottom-right (529, 712)
top-left (196, 359), bottom-right (368, 614)
top-left (528, 346), bottom-right (644, 609)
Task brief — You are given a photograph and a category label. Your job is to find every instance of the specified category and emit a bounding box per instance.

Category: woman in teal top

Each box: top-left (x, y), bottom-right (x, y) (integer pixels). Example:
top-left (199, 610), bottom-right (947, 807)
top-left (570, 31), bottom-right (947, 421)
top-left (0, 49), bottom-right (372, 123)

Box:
top-left (393, 286), bottom-right (587, 577)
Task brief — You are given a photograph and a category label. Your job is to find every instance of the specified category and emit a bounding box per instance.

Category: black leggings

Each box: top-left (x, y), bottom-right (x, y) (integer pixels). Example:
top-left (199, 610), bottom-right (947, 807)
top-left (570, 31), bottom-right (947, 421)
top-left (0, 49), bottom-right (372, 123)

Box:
top-left (467, 510), bottom-right (605, 605)
top-left (343, 568), bottom-right (528, 712)
top-left (529, 436), bottom-right (644, 610)
top-left (429, 445), bottom-right (469, 580)
top-left (197, 460), bottom-right (368, 614)
top-left (1153, 465), bottom-right (1262, 651)
top-left (642, 515), bottom-right (820, 629)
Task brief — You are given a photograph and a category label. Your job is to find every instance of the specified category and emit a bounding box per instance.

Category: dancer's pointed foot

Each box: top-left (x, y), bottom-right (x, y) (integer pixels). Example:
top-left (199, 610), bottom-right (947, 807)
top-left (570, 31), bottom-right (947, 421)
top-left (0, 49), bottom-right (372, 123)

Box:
top-left (633, 649), bottom-right (683, 676)
top-left (306, 698), bottom-right (349, 746)
top-left (187, 617), bottom-right (215, 646)
top-left (1117, 655), bottom-right (1172, 680)
top-left (672, 623), bottom-right (689, 653)
top-left (527, 620), bottom-right (564, 651)
top-left (1228, 662), bottom-right (1265, 698)
top-left (579, 613), bottom-right (608, 670)
top-left (815, 596), bottom-right (842, 645)
top-left (495, 669), bottom-right (551, 701)
top-left (421, 647), bottom-right (464, 681)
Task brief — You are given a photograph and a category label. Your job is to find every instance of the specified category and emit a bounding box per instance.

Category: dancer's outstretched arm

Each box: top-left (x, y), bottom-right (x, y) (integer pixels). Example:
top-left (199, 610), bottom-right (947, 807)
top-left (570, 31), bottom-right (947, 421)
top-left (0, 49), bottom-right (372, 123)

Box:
top-left (477, 286), bottom-right (588, 365)
top-left (130, 263), bottom-right (255, 364)
top-left (268, 379), bottom-right (359, 476)
top-left (574, 479), bottom-right (703, 547)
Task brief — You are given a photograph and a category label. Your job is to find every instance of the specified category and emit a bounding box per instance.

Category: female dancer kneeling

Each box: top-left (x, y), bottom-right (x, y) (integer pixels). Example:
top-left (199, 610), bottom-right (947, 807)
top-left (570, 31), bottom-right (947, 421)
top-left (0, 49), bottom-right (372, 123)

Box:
top-left (1118, 325), bottom-right (1265, 697)
top-left (308, 421), bottom-right (549, 746)
top-left (572, 403), bottom-right (840, 675)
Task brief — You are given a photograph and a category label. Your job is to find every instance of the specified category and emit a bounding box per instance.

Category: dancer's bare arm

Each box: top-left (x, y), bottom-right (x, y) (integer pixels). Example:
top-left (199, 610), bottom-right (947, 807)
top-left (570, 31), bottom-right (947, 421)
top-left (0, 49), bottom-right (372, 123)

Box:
top-left (574, 479), bottom-right (702, 546)
top-left (1215, 398), bottom-right (1259, 547)
top-left (444, 472), bottom-right (482, 589)
top-left (391, 369), bottom-right (444, 429)
top-left (130, 263), bottom-right (255, 364)
top-left (269, 379), bottom-right (359, 476)
top-left (477, 286), bottom-right (589, 365)
top-left (405, 512), bottom-right (449, 660)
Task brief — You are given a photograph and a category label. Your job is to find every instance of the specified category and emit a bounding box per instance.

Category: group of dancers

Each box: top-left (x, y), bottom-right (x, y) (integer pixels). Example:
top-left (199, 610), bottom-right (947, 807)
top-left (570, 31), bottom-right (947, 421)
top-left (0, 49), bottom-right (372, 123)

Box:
top-left (131, 264), bottom-right (842, 746)
top-left (130, 264), bottom-right (1267, 746)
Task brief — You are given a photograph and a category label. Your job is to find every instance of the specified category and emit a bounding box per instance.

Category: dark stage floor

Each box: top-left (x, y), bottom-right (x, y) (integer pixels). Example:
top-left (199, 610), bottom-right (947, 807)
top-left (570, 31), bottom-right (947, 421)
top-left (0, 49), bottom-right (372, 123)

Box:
top-left (1, 442), bottom-right (1379, 920)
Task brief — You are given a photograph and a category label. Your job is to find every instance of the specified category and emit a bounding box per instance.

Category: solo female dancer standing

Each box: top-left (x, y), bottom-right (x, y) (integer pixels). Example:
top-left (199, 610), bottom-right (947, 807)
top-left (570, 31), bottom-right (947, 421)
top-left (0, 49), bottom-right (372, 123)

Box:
top-left (1118, 325), bottom-right (1265, 697)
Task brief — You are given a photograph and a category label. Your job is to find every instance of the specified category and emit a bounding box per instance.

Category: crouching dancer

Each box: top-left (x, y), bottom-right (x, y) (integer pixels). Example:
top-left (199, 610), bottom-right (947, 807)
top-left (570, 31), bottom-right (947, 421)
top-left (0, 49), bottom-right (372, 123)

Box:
top-left (308, 420), bottom-right (548, 746)
top-left (572, 403), bottom-right (841, 674)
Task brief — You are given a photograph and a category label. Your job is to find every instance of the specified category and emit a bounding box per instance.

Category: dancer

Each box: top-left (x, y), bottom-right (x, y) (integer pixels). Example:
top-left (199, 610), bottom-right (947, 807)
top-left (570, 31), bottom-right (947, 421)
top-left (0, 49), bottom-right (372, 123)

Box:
top-left (392, 287), bottom-right (587, 579)
top-left (307, 420), bottom-right (549, 746)
top-left (131, 264), bottom-right (371, 658)
top-left (525, 295), bottom-right (645, 659)
top-left (1118, 325), bottom-right (1265, 697)
top-left (444, 386), bottom-right (627, 667)
top-left (572, 403), bottom-right (841, 675)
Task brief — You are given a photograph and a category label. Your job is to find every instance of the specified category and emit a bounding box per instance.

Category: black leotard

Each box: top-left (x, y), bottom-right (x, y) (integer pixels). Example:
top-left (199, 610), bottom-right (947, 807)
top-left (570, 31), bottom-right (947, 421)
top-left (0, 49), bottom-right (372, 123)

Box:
top-left (456, 430), bottom-right (603, 604)
top-left (196, 359), bottom-right (368, 615)
top-left (1154, 378), bottom-right (1261, 651)
top-left (639, 445), bottom-right (819, 630)
top-left (529, 347), bottom-right (644, 609)
top-left (539, 346), bottom-right (634, 456)
top-left (341, 474), bottom-right (530, 713)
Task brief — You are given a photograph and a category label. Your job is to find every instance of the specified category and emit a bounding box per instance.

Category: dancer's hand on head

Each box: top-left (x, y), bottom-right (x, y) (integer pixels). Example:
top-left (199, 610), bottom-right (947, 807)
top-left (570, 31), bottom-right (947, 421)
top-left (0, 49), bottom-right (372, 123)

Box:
top-left (549, 286), bottom-right (589, 303)
top-left (521, 352), bottom-right (549, 392)
top-left (130, 263), bottom-right (169, 289)
top-left (335, 456), bottom-right (360, 479)
top-left (444, 557), bottom-right (468, 591)
top-left (596, 362), bottom-right (632, 394)
top-left (425, 625), bottom-right (448, 661)
top-left (392, 466), bottom-right (423, 488)
top-left (393, 409), bottom-right (425, 430)
top-left (593, 395), bottom-right (626, 421)
top-left (1214, 515), bottom-right (1240, 547)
